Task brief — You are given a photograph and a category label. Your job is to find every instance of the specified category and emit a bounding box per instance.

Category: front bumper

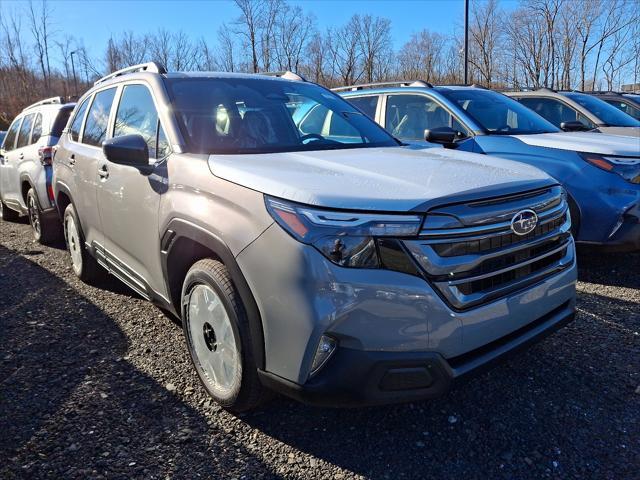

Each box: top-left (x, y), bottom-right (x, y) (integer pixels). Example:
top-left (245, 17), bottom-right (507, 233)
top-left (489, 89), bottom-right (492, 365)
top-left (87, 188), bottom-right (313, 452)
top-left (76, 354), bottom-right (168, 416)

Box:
top-left (258, 300), bottom-right (575, 407)
top-left (579, 202), bottom-right (640, 252)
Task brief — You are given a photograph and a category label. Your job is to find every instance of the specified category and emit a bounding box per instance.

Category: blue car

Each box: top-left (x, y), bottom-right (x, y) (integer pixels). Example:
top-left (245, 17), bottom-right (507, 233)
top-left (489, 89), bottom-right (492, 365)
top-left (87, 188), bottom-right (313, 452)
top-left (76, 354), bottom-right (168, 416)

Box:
top-left (337, 83), bottom-right (640, 251)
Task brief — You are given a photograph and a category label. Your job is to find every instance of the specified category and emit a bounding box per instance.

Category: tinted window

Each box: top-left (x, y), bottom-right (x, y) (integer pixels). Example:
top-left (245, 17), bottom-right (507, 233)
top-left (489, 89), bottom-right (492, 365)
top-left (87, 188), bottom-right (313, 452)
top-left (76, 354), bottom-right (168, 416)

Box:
top-left (52, 107), bottom-right (73, 137)
top-left (3, 118), bottom-right (22, 151)
top-left (386, 94), bottom-right (468, 140)
top-left (564, 92), bottom-right (640, 127)
top-left (16, 113), bottom-right (35, 148)
top-left (165, 78), bottom-right (397, 154)
top-left (31, 113), bottom-right (42, 143)
top-left (70, 98), bottom-right (90, 142)
top-left (437, 89), bottom-right (560, 135)
top-left (604, 99), bottom-right (640, 121)
top-left (83, 88), bottom-right (116, 147)
top-left (348, 96), bottom-right (378, 119)
top-left (114, 85), bottom-right (161, 157)
top-left (516, 97), bottom-right (595, 129)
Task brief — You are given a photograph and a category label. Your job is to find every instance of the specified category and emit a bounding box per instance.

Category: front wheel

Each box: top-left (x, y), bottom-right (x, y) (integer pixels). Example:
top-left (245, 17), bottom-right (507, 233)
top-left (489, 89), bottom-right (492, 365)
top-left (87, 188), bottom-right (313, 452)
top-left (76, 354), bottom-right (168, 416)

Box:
top-left (63, 203), bottom-right (102, 283)
top-left (27, 188), bottom-right (62, 244)
top-left (181, 259), bottom-right (264, 412)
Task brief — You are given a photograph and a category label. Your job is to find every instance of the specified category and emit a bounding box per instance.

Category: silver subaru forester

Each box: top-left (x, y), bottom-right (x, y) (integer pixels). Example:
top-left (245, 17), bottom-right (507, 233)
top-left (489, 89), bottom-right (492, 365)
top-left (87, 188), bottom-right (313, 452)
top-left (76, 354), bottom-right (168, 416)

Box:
top-left (52, 63), bottom-right (577, 411)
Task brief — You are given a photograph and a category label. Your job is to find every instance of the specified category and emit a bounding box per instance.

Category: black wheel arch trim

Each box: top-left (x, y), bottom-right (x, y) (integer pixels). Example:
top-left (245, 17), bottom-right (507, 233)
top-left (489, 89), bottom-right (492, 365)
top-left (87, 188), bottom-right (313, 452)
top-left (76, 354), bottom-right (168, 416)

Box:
top-left (161, 217), bottom-right (266, 370)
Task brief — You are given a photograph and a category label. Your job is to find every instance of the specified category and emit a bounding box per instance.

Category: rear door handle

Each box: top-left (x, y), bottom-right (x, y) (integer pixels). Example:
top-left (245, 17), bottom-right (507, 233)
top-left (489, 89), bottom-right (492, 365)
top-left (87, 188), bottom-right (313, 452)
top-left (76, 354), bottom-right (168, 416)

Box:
top-left (98, 165), bottom-right (109, 179)
top-left (68, 154), bottom-right (76, 166)
top-left (18, 153), bottom-right (24, 160)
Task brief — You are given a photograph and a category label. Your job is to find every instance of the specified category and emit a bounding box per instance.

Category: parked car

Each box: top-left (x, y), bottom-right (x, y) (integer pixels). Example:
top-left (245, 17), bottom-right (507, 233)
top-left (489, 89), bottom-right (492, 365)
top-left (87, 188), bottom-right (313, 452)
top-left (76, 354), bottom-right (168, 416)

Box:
top-left (586, 91), bottom-right (640, 121)
top-left (0, 97), bottom-right (75, 243)
top-left (338, 83), bottom-right (640, 251)
top-left (504, 88), bottom-right (640, 137)
top-left (54, 63), bottom-right (576, 411)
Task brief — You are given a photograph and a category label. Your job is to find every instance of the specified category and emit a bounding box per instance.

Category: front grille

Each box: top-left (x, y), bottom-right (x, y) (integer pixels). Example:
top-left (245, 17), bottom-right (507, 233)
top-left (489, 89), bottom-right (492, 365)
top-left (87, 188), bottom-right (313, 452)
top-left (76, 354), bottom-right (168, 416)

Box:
top-left (404, 186), bottom-right (574, 310)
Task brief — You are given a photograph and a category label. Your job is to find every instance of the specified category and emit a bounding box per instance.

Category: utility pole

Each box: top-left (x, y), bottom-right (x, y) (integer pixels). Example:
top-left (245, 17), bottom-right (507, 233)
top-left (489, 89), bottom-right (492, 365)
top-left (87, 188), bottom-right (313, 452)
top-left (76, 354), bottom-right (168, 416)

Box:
top-left (70, 50), bottom-right (79, 97)
top-left (464, 0), bottom-right (469, 85)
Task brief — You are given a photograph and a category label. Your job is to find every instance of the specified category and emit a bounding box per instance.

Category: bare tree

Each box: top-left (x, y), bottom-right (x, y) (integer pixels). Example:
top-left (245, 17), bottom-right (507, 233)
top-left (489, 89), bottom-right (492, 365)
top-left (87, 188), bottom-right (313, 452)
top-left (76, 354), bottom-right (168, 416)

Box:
top-left (273, 4), bottom-right (314, 72)
top-left (233, 0), bottom-right (262, 72)
top-left (468, 0), bottom-right (503, 86)
top-left (397, 30), bottom-right (446, 82)
top-left (217, 23), bottom-right (237, 72)
top-left (356, 14), bottom-right (392, 83)
top-left (27, 0), bottom-right (54, 92)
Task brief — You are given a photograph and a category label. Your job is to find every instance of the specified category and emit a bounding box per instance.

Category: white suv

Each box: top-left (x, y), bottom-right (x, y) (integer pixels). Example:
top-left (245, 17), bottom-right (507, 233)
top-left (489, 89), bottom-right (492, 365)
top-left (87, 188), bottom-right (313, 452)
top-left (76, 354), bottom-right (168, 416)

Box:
top-left (0, 97), bottom-right (75, 243)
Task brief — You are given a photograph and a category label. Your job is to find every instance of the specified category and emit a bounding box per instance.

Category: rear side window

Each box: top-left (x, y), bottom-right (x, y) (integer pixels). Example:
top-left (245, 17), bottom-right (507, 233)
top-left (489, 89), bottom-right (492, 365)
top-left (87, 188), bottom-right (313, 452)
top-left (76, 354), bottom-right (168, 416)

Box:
top-left (83, 88), bottom-right (116, 147)
top-left (31, 113), bottom-right (42, 143)
top-left (52, 107), bottom-right (73, 137)
top-left (16, 113), bottom-right (35, 148)
top-left (348, 96), bottom-right (378, 119)
top-left (3, 117), bottom-right (22, 151)
top-left (114, 84), bottom-right (168, 158)
top-left (70, 98), bottom-right (90, 142)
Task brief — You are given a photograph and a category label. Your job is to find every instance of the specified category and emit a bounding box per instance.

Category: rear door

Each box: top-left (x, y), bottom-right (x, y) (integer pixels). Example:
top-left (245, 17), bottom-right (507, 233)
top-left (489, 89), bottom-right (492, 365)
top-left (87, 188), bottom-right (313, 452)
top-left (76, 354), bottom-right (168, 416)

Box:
top-left (96, 83), bottom-right (171, 299)
top-left (514, 96), bottom-right (596, 130)
top-left (0, 117), bottom-right (23, 207)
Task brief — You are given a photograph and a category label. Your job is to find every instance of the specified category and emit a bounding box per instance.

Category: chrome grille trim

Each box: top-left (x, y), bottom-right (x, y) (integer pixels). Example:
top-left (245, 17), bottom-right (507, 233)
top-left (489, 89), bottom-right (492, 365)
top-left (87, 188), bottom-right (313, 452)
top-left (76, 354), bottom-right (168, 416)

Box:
top-left (405, 186), bottom-right (574, 310)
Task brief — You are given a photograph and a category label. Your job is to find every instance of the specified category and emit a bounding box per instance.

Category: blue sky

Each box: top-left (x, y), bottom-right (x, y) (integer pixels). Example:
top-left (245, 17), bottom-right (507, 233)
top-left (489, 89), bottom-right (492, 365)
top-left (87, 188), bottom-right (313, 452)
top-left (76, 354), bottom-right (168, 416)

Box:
top-left (1, 0), bottom-right (516, 58)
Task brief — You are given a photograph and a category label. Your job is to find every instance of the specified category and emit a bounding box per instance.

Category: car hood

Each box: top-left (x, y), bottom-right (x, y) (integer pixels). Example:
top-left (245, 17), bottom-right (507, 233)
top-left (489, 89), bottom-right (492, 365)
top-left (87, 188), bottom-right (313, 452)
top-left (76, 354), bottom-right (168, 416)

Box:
top-left (512, 132), bottom-right (640, 156)
top-left (208, 146), bottom-right (554, 212)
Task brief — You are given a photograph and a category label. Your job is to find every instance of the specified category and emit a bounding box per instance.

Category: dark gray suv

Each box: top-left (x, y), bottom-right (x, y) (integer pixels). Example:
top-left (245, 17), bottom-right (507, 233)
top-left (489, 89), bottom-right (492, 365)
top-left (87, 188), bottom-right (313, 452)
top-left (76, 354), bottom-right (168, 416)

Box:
top-left (53, 63), bottom-right (577, 411)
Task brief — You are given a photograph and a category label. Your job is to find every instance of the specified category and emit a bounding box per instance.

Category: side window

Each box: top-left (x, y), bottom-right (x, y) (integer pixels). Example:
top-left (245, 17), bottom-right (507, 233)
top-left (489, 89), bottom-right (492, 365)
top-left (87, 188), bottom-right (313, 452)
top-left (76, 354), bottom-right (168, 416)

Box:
top-left (16, 113), bottom-right (35, 149)
top-left (70, 98), bottom-right (90, 142)
top-left (517, 97), bottom-right (596, 129)
top-left (348, 96), bottom-right (378, 119)
top-left (2, 118), bottom-right (22, 151)
top-left (114, 84), bottom-right (165, 158)
top-left (298, 104), bottom-right (329, 135)
top-left (52, 108), bottom-right (73, 137)
top-left (385, 95), bottom-right (465, 141)
top-left (31, 113), bottom-right (43, 144)
top-left (83, 88), bottom-right (116, 147)
top-left (605, 100), bottom-right (640, 120)
top-left (327, 111), bottom-right (360, 138)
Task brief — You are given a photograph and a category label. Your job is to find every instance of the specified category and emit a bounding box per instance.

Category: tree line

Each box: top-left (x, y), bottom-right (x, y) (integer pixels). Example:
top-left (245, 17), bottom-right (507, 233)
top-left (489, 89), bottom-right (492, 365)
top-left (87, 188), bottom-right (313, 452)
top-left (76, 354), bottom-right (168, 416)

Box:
top-left (1, 0), bottom-right (639, 129)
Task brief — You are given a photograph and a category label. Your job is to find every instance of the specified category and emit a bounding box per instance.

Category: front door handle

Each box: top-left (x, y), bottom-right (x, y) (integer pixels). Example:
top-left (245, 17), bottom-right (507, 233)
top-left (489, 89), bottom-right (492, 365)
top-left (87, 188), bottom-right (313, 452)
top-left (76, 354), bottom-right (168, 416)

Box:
top-left (18, 153), bottom-right (24, 160)
top-left (98, 165), bottom-right (109, 179)
top-left (69, 154), bottom-right (76, 166)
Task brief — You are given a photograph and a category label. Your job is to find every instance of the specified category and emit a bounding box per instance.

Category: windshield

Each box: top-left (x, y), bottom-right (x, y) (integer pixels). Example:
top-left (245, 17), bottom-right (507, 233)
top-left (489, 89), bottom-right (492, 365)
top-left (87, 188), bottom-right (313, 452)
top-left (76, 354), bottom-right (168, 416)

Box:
top-left (164, 77), bottom-right (399, 154)
top-left (563, 93), bottom-right (640, 127)
top-left (437, 88), bottom-right (560, 135)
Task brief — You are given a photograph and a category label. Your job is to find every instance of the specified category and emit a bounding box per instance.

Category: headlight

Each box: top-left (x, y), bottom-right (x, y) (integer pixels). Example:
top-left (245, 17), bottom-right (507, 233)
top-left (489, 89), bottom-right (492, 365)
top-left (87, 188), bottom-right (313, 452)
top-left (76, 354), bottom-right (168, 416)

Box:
top-left (580, 153), bottom-right (640, 184)
top-left (265, 196), bottom-right (423, 269)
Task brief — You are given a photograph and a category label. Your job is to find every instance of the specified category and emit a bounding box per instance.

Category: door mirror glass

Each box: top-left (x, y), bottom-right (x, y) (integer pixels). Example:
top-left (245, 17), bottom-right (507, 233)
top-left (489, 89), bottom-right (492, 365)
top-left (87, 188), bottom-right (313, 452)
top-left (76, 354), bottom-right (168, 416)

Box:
top-left (103, 134), bottom-right (149, 167)
top-left (560, 120), bottom-right (590, 132)
top-left (424, 127), bottom-right (458, 147)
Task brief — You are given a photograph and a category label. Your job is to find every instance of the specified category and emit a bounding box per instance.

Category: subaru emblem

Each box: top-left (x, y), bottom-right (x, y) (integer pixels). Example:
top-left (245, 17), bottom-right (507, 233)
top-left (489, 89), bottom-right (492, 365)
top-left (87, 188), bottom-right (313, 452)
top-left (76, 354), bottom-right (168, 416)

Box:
top-left (511, 209), bottom-right (538, 236)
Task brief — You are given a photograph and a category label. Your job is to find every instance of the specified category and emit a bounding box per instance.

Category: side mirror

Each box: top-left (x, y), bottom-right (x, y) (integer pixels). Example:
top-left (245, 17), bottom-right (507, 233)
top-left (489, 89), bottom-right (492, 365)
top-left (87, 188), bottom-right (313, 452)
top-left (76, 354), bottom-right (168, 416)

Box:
top-left (560, 121), bottom-right (589, 132)
top-left (424, 127), bottom-right (458, 148)
top-left (103, 134), bottom-right (149, 167)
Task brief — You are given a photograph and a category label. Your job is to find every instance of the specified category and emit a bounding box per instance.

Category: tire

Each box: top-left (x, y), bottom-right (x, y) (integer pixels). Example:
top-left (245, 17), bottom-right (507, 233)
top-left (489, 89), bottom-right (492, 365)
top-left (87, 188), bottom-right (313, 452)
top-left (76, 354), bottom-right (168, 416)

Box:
top-left (0, 199), bottom-right (20, 222)
top-left (63, 203), bottom-right (102, 283)
top-left (567, 194), bottom-right (581, 239)
top-left (181, 258), bottom-right (264, 412)
top-left (27, 188), bottom-right (62, 244)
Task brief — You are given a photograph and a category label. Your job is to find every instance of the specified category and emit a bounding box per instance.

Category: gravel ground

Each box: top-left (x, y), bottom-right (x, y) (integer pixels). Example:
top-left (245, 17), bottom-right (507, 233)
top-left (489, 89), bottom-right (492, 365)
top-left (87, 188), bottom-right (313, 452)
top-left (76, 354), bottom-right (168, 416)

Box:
top-left (0, 218), bottom-right (638, 480)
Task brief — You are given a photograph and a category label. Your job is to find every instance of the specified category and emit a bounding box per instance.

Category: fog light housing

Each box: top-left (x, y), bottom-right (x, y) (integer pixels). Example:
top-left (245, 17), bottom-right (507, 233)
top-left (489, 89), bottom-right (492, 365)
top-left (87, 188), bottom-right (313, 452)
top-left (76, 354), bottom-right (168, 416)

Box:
top-left (310, 335), bottom-right (337, 375)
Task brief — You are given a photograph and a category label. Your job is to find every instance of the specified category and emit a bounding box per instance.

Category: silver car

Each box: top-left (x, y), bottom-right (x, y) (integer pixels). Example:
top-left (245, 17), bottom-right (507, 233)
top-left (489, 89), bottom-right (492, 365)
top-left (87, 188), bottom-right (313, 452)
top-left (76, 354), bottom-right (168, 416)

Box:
top-left (0, 97), bottom-right (75, 243)
top-left (53, 64), bottom-right (577, 411)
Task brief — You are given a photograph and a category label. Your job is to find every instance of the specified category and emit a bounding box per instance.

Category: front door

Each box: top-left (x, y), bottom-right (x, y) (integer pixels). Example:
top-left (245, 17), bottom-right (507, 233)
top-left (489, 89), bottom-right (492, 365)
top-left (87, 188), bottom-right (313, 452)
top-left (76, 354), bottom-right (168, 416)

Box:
top-left (0, 116), bottom-right (23, 207)
top-left (96, 83), bottom-right (171, 300)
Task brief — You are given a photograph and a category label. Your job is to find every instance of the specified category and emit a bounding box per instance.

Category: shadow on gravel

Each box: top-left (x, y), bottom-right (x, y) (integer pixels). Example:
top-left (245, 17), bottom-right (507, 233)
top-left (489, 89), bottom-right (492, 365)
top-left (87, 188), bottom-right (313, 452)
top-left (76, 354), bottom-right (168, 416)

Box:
top-left (245, 290), bottom-right (639, 480)
top-left (577, 249), bottom-right (640, 289)
top-left (0, 245), bottom-right (272, 478)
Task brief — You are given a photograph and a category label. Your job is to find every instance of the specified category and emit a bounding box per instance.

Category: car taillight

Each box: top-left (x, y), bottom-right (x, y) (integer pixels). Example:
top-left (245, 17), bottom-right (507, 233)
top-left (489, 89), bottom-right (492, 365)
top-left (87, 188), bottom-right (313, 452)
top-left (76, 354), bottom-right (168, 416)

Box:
top-left (38, 146), bottom-right (54, 165)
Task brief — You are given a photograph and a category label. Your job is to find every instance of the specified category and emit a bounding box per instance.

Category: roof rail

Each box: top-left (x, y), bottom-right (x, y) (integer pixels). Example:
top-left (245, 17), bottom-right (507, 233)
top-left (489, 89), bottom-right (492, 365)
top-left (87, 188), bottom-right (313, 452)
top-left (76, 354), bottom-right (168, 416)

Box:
top-left (331, 80), bottom-right (433, 92)
top-left (259, 71), bottom-right (307, 82)
top-left (22, 96), bottom-right (63, 111)
top-left (94, 62), bottom-right (167, 86)
top-left (537, 87), bottom-right (557, 93)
